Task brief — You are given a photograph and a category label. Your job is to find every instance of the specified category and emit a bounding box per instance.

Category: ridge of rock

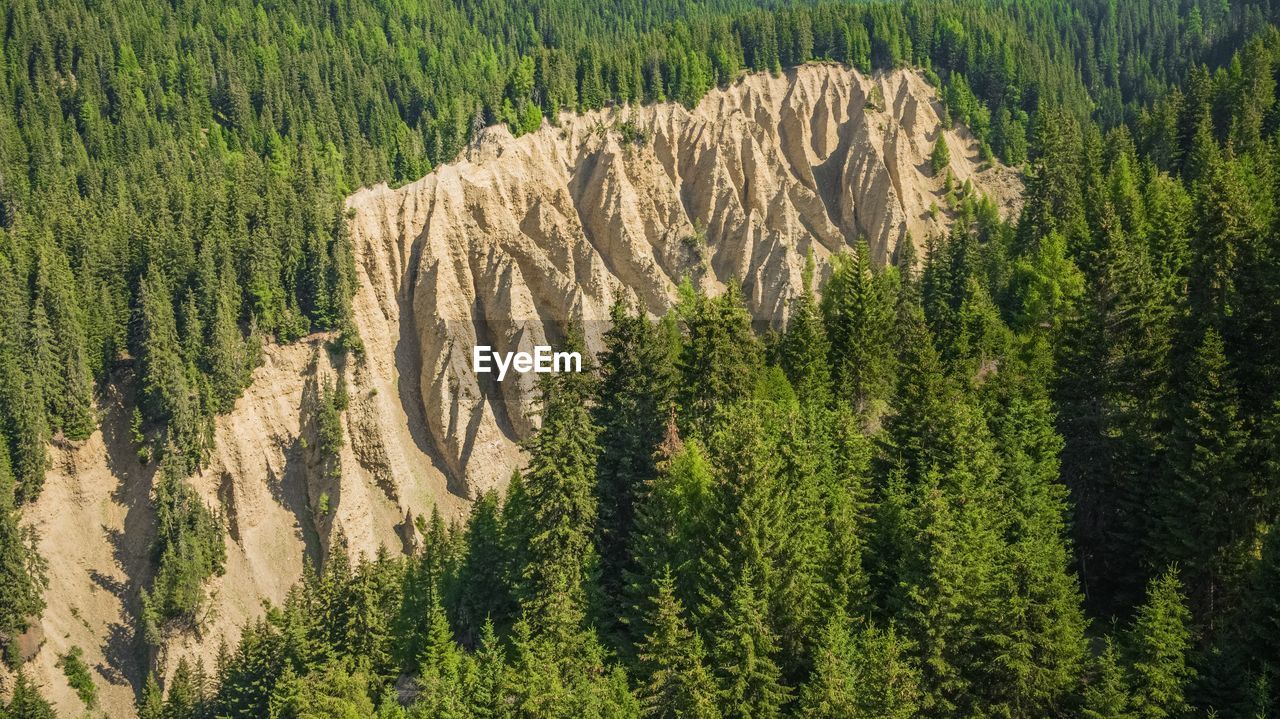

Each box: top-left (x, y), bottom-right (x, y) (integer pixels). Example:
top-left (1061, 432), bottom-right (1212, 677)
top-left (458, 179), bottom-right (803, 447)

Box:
top-left (345, 63), bottom-right (1021, 496)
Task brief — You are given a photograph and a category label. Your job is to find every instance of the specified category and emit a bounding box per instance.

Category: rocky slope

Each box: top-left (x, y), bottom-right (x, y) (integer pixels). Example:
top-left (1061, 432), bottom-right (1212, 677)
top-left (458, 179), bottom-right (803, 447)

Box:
top-left (13, 63), bottom-right (1018, 717)
top-left (346, 63), bottom-right (1020, 497)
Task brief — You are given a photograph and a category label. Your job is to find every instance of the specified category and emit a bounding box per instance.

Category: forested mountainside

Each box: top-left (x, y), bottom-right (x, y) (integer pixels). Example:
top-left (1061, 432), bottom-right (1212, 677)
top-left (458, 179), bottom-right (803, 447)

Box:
top-left (1, 0), bottom-right (1280, 716)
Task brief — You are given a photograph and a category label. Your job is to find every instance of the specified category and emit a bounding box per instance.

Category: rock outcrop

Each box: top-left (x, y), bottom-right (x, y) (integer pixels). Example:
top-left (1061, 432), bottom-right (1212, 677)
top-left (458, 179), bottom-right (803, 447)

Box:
top-left (346, 64), bottom-right (1021, 497)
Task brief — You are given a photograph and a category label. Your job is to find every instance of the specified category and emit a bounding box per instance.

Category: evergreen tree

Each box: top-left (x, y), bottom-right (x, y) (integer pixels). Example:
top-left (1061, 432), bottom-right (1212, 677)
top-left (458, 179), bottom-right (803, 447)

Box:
top-left (821, 242), bottom-right (897, 416)
top-left (594, 300), bottom-right (676, 633)
top-left (711, 568), bottom-right (789, 719)
top-left (454, 491), bottom-right (516, 645)
top-left (137, 266), bottom-right (212, 469)
top-left (0, 443), bottom-right (46, 643)
top-left (1154, 327), bottom-right (1251, 627)
top-left (138, 673), bottom-right (166, 719)
top-left (797, 613), bottom-right (920, 719)
top-left (677, 285), bottom-right (760, 436)
top-left (779, 252), bottom-right (832, 408)
top-left (397, 506), bottom-right (452, 671)
top-left (31, 245), bottom-right (95, 440)
top-left (1235, 529), bottom-right (1280, 714)
top-left (635, 570), bottom-right (720, 719)
top-left (466, 620), bottom-right (509, 719)
top-left (165, 657), bottom-right (209, 719)
top-left (1127, 569), bottom-right (1195, 719)
top-left (516, 328), bottom-right (600, 641)
top-left (1082, 638), bottom-right (1135, 719)
top-left (268, 658), bottom-right (376, 719)
top-left (141, 455), bottom-right (227, 641)
top-left (414, 590), bottom-right (468, 719)
top-left (931, 133), bottom-right (951, 175)
top-left (4, 671), bottom-right (56, 719)
top-left (981, 366), bottom-right (1090, 716)
top-left (1056, 215), bottom-right (1174, 613)
top-left (627, 432), bottom-right (716, 647)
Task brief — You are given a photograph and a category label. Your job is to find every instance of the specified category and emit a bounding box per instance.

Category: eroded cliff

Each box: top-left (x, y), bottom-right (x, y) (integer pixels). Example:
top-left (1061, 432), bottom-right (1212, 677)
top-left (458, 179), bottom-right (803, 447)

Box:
top-left (345, 63), bottom-right (1020, 497)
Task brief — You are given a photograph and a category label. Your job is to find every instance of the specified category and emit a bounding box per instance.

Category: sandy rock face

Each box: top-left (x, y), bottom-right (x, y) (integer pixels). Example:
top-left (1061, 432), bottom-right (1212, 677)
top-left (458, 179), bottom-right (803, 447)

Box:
top-left (346, 64), bottom-right (1021, 497)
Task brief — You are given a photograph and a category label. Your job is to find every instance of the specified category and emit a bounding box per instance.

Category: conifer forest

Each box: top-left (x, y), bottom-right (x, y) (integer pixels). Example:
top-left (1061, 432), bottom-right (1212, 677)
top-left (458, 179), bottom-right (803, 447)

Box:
top-left (3, 0), bottom-right (1280, 717)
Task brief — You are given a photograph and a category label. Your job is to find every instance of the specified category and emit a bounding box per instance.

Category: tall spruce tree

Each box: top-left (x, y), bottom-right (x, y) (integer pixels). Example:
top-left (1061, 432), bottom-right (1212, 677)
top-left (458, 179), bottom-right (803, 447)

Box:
top-left (4, 671), bottom-right (56, 719)
top-left (797, 612), bottom-right (921, 719)
top-left (1127, 569), bottom-right (1195, 719)
top-left (1056, 216), bottom-right (1174, 613)
top-left (453, 491), bottom-right (516, 645)
top-left (635, 570), bottom-right (721, 719)
top-left (594, 300), bottom-right (676, 635)
top-left (1154, 326), bottom-right (1251, 628)
top-left (981, 365), bottom-right (1089, 716)
top-left (396, 506), bottom-right (452, 671)
top-left (1082, 638), bottom-right (1136, 719)
top-left (711, 568), bottom-right (790, 719)
top-left (627, 434), bottom-right (716, 649)
top-left (677, 284), bottom-right (760, 436)
top-left (0, 442), bottom-right (46, 643)
top-left (516, 327), bottom-right (600, 640)
top-left (780, 252), bottom-right (833, 409)
top-left (1233, 529), bottom-right (1280, 715)
top-left (821, 242), bottom-right (897, 416)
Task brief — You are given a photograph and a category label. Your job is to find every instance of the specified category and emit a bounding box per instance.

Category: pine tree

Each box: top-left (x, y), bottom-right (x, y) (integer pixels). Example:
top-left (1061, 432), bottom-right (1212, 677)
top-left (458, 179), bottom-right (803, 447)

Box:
top-left (165, 657), bottom-right (207, 719)
top-left (931, 133), bottom-right (951, 175)
top-left (1127, 569), bottom-right (1195, 719)
top-left (396, 506), bottom-right (451, 671)
top-left (1056, 217), bottom-right (1174, 613)
top-left (0, 442), bottom-right (46, 642)
top-left (517, 328), bottom-right (600, 641)
top-left (1082, 638), bottom-right (1135, 719)
top-left (5, 671), bottom-right (56, 719)
top-left (454, 491), bottom-right (516, 645)
top-left (142, 455), bottom-right (226, 638)
top-left (797, 612), bottom-right (920, 719)
top-left (32, 245), bottom-right (95, 440)
top-left (267, 658), bottom-right (376, 719)
top-left (697, 400), bottom-right (823, 676)
top-left (1189, 157), bottom-right (1264, 325)
top-left (711, 568), bottom-right (789, 719)
top-left (875, 308), bottom-right (1007, 716)
top-left (981, 366), bottom-right (1089, 716)
top-left (821, 242), bottom-right (897, 416)
top-left (1154, 326), bottom-right (1251, 627)
top-left (1235, 529), bottom-right (1280, 714)
top-left (780, 252), bottom-right (832, 408)
top-left (342, 550), bottom-right (399, 679)
top-left (1006, 230), bottom-right (1084, 333)
top-left (138, 673), bottom-right (166, 719)
top-left (816, 404), bottom-right (873, 619)
top-left (627, 433), bottom-right (716, 648)
top-left (415, 591), bottom-right (468, 719)
top-left (1017, 108), bottom-right (1086, 251)
top-left (594, 300), bottom-right (676, 633)
top-left (677, 284), bottom-right (760, 436)
top-left (467, 620), bottom-right (509, 719)
top-left (635, 570), bottom-right (721, 719)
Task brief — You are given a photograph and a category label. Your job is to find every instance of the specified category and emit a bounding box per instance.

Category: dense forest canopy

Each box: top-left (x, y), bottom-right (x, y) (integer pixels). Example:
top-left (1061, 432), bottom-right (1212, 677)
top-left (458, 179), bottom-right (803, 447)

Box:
top-left (2, 0), bottom-right (1280, 716)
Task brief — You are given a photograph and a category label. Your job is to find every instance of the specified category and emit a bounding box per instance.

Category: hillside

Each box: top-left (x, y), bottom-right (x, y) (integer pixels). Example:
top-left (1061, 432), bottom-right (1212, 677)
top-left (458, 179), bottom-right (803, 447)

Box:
top-left (14, 64), bottom-right (1016, 717)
